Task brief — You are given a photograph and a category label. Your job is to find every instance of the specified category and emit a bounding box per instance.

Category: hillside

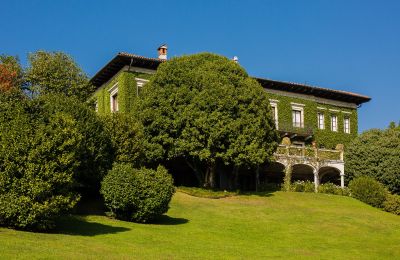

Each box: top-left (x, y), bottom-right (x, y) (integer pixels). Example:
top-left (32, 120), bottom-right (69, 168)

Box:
top-left (1, 191), bottom-right (399, 259)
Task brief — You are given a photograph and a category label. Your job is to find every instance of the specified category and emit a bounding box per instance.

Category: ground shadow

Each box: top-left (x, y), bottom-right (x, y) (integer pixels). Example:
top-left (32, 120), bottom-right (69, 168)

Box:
top-left (52, 216), bottom-right (130, 236)
top-left (240, 190), bottom-right (276, 198)
top-left (150, 215), bottom-right (189, 225)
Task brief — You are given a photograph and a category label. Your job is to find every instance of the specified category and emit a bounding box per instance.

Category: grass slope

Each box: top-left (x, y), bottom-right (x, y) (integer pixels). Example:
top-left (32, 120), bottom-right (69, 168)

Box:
top-left (1, 191), bottom-right (400, 259)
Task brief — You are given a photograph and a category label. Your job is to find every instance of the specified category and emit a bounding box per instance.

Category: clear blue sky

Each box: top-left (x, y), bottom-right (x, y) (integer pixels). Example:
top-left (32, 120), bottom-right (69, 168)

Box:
top-left (1, 0), bottom-right (399, 132)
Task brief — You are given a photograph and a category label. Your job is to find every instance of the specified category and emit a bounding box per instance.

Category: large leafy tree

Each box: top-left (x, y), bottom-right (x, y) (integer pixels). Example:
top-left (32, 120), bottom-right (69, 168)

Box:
top-left (134, 53), bottom-right (279, 188)
top-left (25, 51), bottom-right (94, 100)
top-left (345, 123), bottom-right (400, 194)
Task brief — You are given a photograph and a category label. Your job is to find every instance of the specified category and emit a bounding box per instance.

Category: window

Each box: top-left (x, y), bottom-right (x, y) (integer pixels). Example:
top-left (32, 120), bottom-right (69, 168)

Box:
top-left (317, 112), bottom-right (324, 129)
top-left (291, 104), bottom-right (304, 128)
top-left (111, 93), bottom-right (118, 112)
top-left (136, 78), bottom-right (149, 96)
top-left (292, 109), bottom-right (303, 128)
top-left (344, 117), bottom-right (350, 133)
top-left (331, 115), bottom-right (338, 132)
top-left (109, 83), bottom-right (119, 112)
top-left (270, 101), bottom-right (278, 129)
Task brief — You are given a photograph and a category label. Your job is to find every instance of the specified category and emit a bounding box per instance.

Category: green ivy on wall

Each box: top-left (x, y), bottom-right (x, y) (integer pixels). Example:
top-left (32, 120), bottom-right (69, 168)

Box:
top-left (265, 92), bottom-right (358, 149)
top-left (93, 70), bottom-right (152, 115)
top-left (92, 69), bottom-right (358, 150)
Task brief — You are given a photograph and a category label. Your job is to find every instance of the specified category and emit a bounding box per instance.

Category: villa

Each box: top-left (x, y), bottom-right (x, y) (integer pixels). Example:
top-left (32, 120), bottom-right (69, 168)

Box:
top-left (90, 45), bottom-right (371, 190)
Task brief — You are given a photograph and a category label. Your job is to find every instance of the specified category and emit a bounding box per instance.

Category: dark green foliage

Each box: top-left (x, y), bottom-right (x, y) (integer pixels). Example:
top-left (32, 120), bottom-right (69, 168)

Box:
top-left (101, 164), bottom-right (175, 223)
top-left (101, 113), bottom-right (145, 166)
top-left (133, 53), bottom-right (279, 188)
top-left (349, 176), bottom-right (388, 208)
top-left (33, 94), bottom-right (113, 194)
top-left (290, 181), bottom-right (315, 192)
top-left (318, 183), bottom-right (350, 196)
top-left (0, 96), bottom-right (80, 230)
top-left (25, 51), bottom-right (94, 101)
top-left (383, 194), bottom-right (400, 215)
top-left (345, 125), bottom-right (400, 194)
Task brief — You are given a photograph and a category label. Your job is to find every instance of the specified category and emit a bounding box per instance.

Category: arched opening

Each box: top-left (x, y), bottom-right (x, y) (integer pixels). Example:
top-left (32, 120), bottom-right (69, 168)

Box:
top-left (292, 164), bottom-right (314, 182)
top-left (262, 162), bottom-right (285, 185)
top-left (319, 166), bottom-right (341, 185)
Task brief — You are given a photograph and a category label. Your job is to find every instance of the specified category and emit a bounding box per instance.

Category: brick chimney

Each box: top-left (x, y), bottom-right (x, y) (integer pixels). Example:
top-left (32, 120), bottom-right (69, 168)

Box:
top-left (157, 44), bottom-right (168, 60)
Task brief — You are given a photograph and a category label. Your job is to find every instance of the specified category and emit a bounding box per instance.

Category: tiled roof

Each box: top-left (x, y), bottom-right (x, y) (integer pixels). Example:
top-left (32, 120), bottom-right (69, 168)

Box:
top-left (90, 52), bottom-right (371, 105)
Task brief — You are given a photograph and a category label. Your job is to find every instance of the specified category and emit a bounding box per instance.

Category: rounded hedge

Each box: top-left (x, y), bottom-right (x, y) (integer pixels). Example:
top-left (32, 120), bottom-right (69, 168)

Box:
top-left (101, 164), bottom-right (175, 223)
top-left (349, 176), bottom-right (388, 208)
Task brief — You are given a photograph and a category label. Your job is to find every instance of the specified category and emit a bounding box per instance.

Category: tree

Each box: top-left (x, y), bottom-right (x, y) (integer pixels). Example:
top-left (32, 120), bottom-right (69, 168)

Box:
top-left (31, 94), bottom-right (113, 195)
top-left (0, 55), bottom-right (23, 93)
top-left (134, 53), bottom-right (279, 188)
top-left (345, 123), bottom-right (400, 194)
top-left (0, 95), bottom-right (81, 230)
top-left (25, 51), bottom-right (94, 101)
top-left (101, 113), bottom-right (145, 167)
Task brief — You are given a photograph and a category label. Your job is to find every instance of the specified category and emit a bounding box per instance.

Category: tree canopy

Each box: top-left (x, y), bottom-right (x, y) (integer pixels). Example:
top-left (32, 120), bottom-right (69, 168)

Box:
top-left (134, 53), bottom-right (279, 188)
top-left (25, 51), bottom-right (94, 100)
top-left (345, 122), bottom-right (400, 194)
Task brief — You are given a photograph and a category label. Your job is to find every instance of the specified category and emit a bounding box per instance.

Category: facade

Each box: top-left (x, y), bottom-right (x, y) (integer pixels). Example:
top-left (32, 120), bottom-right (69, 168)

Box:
top-left (90, 46), bottom-right (370, 190)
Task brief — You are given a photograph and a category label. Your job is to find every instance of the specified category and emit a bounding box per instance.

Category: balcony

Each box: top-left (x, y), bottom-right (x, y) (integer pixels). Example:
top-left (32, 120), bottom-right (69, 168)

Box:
top-left (277, 121), bottom-right (314, 138)
top-left (275, 145), bottom-right (343, 161)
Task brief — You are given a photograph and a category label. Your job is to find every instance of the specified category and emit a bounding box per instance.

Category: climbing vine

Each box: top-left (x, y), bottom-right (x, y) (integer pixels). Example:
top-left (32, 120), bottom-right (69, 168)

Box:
top-left (265, 92), bottom-right (358, 149)
top-left (93, 70), bottom-right (152, 114)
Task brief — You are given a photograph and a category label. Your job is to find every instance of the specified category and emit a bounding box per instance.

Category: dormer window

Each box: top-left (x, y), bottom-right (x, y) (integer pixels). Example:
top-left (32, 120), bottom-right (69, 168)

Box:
top-left (109, 83), bottom-right (119, 112)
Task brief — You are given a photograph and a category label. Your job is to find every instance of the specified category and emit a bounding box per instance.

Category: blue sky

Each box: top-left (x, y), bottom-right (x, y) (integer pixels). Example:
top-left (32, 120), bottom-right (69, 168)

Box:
top-left (1, 0), bottom-right (399, 132)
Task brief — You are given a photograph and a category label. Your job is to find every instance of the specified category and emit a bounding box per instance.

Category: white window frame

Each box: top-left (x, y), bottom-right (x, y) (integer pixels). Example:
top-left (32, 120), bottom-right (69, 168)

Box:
top-left (317, 112), bottom-right (325, 130)
top-left (109, 83), bottom-right (119, 112)
top-left (291, 105), bottom-right (304, 128)
top-left (331, 115), bottom-right (338, 132)
top-left (269, 101), bottom-right (279, 130)
top-left (344, 117), bottom-right (350, 134)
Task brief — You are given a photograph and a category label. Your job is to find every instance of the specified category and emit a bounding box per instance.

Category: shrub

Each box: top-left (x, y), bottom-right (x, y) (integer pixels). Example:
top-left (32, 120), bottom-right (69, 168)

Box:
top-left (291, 181), bottom-right (315, 192)
top-left (318, 183), bottom-right (350, 196)
top-left (345, 125), bottom-right (400, 194)
top-left (383, 194), bottom-right (400, 215)
top-left (101, 113), bottom-right (145, 167)
top-left (0, 98), bottom-right (81, 230)
top-left (33, 94), bottom-right (113, 194)
top-left (101, 164), bottom-right (175, 223)
top-left (349, 176), bottom-right (388, 208)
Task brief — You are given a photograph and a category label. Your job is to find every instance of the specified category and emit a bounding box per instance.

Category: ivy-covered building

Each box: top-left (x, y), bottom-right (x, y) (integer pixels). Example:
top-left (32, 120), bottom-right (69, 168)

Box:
top-left (90, 45), bottom-right (370, 190)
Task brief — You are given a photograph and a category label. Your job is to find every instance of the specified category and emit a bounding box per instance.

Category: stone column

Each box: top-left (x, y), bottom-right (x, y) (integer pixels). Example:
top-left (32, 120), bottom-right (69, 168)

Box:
top-left (340, 173), bottom-right (345, 188)
top-left (313, 169), bottom-right (319, 192)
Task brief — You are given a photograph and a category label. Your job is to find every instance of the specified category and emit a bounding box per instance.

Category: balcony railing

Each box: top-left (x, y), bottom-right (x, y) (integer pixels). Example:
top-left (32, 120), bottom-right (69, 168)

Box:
top-left (277, 121), bottom-right (314, 137)
top-left (275, 145), bottom-right (343, 161)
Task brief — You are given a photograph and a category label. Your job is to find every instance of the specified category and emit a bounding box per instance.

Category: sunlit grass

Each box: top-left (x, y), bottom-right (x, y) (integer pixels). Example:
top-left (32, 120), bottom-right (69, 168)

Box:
top-left (1, 191), bottom-right (399, 259)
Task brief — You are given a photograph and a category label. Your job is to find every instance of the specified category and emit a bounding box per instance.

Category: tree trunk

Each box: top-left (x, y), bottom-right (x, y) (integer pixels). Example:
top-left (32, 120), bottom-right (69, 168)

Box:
top-left (233, 166), bottom-right (239, 190)
top-left (204, 161), bottom-right (217, 189)
top-left (185, 158), bottom-right (204, 187)
top-left (255, 165), bottom-right (260, 192)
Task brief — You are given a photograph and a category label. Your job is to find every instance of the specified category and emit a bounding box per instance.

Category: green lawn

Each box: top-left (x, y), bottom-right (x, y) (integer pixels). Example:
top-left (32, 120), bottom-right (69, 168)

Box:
top-left (1, 191), bottom-right (400, 259)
